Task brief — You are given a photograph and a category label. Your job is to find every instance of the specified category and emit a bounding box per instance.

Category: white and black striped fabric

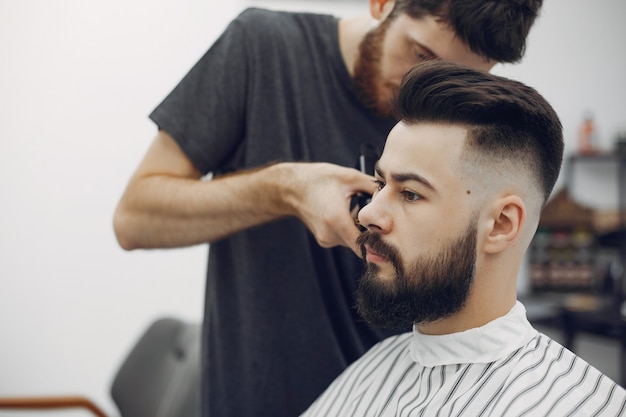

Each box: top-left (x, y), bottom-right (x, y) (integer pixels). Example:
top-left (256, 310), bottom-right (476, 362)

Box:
top-left (301, 302), bottom-right (626, 416)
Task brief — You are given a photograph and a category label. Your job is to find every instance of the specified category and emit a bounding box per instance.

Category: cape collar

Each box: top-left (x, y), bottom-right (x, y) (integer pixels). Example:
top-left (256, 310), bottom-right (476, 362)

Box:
top-left (410, 301), bottom-right (537, 367)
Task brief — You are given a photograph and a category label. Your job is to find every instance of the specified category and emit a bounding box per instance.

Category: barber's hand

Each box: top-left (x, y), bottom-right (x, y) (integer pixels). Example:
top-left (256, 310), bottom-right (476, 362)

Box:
top-left (281, 162), bottom-right (376, 256)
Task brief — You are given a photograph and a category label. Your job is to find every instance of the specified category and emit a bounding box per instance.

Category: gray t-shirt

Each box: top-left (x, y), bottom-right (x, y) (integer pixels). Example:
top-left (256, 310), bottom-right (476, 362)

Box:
top-left (150, 8), bottom-right (400, 416)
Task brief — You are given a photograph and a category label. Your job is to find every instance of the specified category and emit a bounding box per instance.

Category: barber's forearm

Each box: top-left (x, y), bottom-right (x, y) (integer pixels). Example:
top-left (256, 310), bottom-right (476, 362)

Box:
top-left (113, 164), bottom-right (292, 250)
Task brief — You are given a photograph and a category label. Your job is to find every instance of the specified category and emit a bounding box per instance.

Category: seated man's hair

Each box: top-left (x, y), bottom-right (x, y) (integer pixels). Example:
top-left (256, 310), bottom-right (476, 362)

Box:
top-left (394, 60), bottom-right (563, 204)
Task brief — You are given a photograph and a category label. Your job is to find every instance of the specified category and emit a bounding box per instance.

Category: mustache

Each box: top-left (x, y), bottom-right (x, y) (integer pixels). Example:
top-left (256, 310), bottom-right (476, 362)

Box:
top-left (356, 231), bottom-right (402, 269)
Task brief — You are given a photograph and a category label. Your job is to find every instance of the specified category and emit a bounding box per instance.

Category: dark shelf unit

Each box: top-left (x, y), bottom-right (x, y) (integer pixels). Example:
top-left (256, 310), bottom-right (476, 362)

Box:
top-left (529, 152), bottom-right (626, 386)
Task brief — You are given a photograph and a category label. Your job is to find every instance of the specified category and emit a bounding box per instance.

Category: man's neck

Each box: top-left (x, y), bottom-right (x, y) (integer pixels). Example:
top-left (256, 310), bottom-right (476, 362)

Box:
top-left (417, 288), bottom-right (518, 336)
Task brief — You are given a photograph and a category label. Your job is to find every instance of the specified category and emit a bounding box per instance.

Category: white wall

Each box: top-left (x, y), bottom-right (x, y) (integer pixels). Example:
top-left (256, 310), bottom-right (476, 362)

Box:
top-left (0, 1), bottom-right (624, 415)
top-left (491, 0), bottom-right (626, 211)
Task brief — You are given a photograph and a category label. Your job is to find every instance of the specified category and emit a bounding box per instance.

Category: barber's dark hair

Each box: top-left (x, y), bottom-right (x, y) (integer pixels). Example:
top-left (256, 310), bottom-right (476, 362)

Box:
top-left (390, 0), bottom-right (543, 63)
top-left (394, 60), bottom-right (563, 204)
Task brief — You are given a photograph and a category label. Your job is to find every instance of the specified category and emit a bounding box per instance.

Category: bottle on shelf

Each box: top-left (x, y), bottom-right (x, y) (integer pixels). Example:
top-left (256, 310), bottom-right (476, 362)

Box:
top-left (578, 112), bottom-right (597, 155)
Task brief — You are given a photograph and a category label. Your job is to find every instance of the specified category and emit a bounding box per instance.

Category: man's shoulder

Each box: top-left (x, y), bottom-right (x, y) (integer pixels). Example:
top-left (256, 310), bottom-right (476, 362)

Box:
top-left (234, 7), bottom-right (335, 31)
top-left (235, 7), bottom-right (287, 23)
top-left (226, 7), bottom-right (340, 66)
top-left (361, 331), bottom-right (413, 362)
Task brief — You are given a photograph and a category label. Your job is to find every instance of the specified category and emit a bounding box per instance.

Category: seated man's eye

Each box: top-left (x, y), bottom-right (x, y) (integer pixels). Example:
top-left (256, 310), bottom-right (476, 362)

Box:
top-left (402, 191), bottom-right (421, 202)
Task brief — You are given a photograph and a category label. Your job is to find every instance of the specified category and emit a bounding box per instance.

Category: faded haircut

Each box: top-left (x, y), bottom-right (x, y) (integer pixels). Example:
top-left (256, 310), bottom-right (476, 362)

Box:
top-left (391, 0), bottom-right (543, 63)
top-left (394, 60), bottom-right (563, 205)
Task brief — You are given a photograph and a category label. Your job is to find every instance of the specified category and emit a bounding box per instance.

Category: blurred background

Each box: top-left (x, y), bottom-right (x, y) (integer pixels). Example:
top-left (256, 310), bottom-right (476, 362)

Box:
top-left (1, 0), bottom-right (625, 415)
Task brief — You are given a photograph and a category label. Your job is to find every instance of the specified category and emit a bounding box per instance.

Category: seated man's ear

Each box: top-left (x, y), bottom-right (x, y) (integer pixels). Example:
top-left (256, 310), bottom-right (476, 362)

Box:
top-left (483, 195), bottom-right (525, 254)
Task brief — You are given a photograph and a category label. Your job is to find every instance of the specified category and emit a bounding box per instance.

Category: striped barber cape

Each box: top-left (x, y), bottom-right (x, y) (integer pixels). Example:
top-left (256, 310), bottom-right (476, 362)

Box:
top-left (300, 302), bottom-right (626, 417)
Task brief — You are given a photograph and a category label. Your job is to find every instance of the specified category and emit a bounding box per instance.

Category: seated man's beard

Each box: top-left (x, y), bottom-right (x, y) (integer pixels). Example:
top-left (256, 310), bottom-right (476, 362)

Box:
top-left (355, 223), bottom-right (477, 331)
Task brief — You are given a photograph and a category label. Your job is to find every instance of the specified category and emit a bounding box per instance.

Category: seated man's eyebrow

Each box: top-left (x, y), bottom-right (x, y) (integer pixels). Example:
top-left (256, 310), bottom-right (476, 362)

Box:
top-left (375, 163), bottom-right (436, 191)
top-left (393, 172), bottom-right (436, 191)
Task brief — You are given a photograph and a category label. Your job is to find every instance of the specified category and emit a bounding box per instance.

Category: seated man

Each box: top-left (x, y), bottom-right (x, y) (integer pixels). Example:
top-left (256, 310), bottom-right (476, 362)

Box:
top-left (301, 61), bottom-right (626, 416)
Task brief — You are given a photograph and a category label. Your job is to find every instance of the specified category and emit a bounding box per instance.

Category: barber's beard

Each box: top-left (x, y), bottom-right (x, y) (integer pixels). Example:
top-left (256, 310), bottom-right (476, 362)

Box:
top-left (355, 223), bottom-right (478, 331)
top-left (352, 19), bottom-right (396, 118)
